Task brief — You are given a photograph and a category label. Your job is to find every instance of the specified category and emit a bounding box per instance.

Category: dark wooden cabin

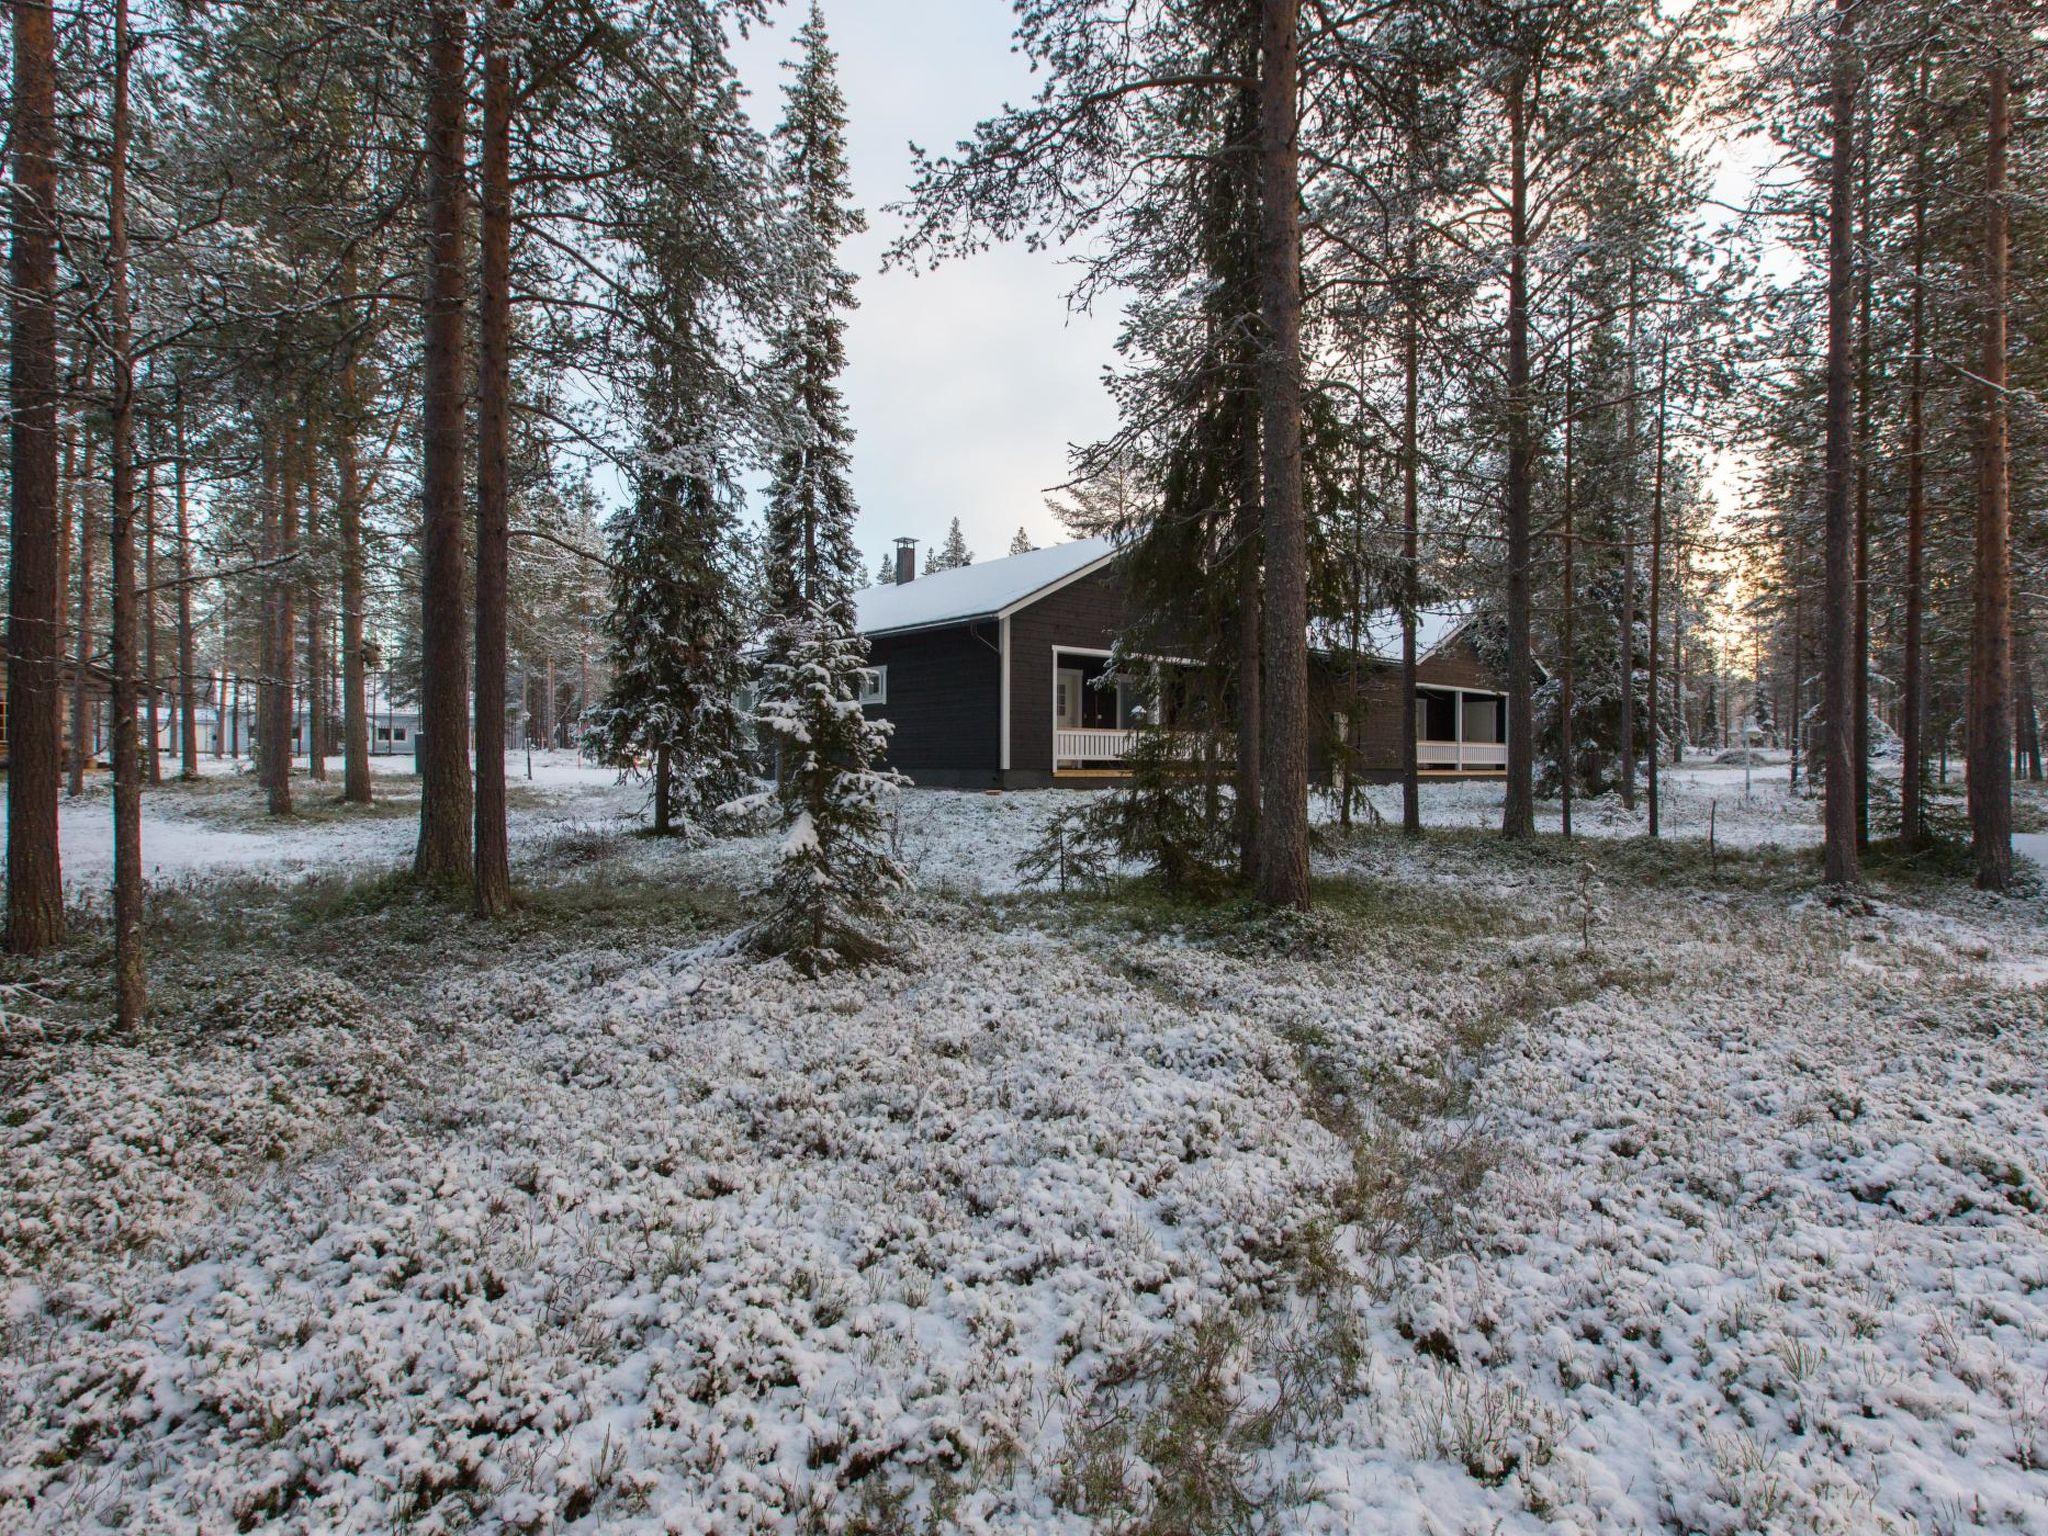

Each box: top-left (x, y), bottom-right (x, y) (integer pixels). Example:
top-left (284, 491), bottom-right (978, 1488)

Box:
top-left (854, 539), bottom-right (1519, 790)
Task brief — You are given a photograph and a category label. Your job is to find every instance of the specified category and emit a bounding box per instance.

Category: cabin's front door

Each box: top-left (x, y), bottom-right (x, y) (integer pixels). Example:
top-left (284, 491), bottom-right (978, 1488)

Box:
top-left (1055, 668), bottom-right (1085, 730)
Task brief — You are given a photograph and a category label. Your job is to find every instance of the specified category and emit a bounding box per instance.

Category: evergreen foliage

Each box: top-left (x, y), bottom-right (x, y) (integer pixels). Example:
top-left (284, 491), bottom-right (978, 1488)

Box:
top-left (751, 3), bottom-right (906, 974)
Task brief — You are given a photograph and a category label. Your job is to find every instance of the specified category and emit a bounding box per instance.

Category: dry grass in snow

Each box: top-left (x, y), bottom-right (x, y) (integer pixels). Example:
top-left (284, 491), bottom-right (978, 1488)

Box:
top-left (1, 775), bottom-right (2045, 1534)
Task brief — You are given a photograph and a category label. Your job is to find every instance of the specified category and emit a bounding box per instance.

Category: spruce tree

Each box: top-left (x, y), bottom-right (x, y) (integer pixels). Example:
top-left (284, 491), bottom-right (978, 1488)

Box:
top-left (1008, 526), bottom-right (1034, 556)
top-left (932, 516), bottom-right (973, 570)
top-left (587, 466), bottom-right (753, 836)
top-left (586, 9), bottom-right (765, 837)
top-left (753, 3), bottom-right (905, 974)
top-left (874, 549), bottom-right (895, 585)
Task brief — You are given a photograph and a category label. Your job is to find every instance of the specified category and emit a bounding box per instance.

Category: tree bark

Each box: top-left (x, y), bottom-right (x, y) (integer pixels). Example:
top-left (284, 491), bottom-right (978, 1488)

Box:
top-left (304, 449), bottom-right (326, 782)
top-left (340, 342), bottom-right (373, 804)
top-left (175, 398), bottom-right (198, 781)
top-left (1253, 0), bottom-right (1309, 908)
top-left (473, 0), bottom-right (514, 915)
top-left (70, 425), bottom-right (99, 798)
top-left (1853, 133), bottom-right (1873, 849)
top-left (1901, 114), bottom-right (1928, 846)
top-left (108, 0), bottom-right (145, 1026)
top-left (1401, 252), bottom-right (1421, 836)
top-left (1500, 73), bottom-right (1536, 840)
top-left (1560, 292), bottom-right (1577, 840)
top-left (266, 422), bottom-right (298, 816)
top-left (144, 461), bottom-right (161, 784)
top-left (1619, 261), bottom-right (1639, 814)
top-left (1234, 414), bottom-right (1263, 883)
top-left (1821, 0), bottom-right (1860, 886)
top-left (415, 0), bottom-right (474, 885)
top-left (1970, 29), bottom-right (2012, 891)
top-left (1647, 338), bottom-right (1667, 839)
top-left (7, 0), bottom-right (65, 953)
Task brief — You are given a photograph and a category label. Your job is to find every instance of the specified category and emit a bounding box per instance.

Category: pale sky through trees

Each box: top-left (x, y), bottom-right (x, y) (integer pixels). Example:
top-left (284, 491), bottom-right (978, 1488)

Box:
top-left (732, 0), bottom-right (1124, 567)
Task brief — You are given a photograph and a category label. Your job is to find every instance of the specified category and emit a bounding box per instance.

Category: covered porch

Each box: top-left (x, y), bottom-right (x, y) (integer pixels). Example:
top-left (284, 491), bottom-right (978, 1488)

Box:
top-left (1052, 649), bottom-right (1151, 772)
top-left (1416, 686), bottom-right (1507, 774)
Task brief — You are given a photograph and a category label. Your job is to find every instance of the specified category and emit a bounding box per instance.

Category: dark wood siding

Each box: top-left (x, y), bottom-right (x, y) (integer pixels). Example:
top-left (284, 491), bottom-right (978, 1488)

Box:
top-left (1311, 627), bottom-right (1512, 783)
top-left (1005, 565), bottom-right (1131, 778)
top-left (863, 621), bottom-right (1002, 786)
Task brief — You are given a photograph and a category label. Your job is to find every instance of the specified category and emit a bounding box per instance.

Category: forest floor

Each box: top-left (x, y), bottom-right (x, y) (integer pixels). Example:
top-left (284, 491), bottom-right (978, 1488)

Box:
top-left (3, 759), bottom-right (2047, 1534)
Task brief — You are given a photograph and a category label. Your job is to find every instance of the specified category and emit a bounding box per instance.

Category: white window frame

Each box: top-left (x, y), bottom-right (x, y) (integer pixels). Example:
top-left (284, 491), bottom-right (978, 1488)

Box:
top-left (857, 666), bottom-right (888, 706)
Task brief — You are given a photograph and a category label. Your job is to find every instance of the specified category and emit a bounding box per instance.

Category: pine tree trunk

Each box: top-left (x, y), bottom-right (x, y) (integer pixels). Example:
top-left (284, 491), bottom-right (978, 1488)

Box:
top-left (7, 0), bottom-right (65, 953)
top-left (70, 427), bottom-right (99, 798)
top-left (473, 0), bottom-right (514, 915)
top-left (266, 423), bottom-right (298, 817)
top-left (1560, 294), bottom-right (1577, 840)
top-left (1821, 0), bottom-right (1860, 886)
top-left (174, 395), bottom-right (198, 779)
top-left (108, 0), bottom-right (145, 1026)
top-left (1401, 263), bottom-right (1421, 836)
top-left (1901, 126), bottom-right (1928, 846)
top-left (1500, 74), bottom-right (1536, 840)
top-left (1253, 0), bottom-right (1308, 908)
top-left (1853, 145), bottom-right (1873, 849)
top-left (1647, 340), bottom-right (1667, 839)
top-left (145, 463), bottom-right (161, 785)
top-left (1970, 30), bottom-right (2013, 891)
top-left (653, 743), bottom-right (673, 836)
top-left (1619, 261), bottom-right (1639, 814)
top-left (305, 456), bottom-right (326, 783)
top-left (339, 333), bottom-right (373, 804)
top-left (2013, 607), bottom-right (2040, 781)
top-left (1234, 419), bottom-right (1262, 883)
top-left (414, 0), bottom-right (474, 886)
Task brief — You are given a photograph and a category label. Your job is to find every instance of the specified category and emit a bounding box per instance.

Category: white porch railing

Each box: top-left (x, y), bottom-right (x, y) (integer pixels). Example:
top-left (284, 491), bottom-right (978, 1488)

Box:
top-left (1417, 740), bottom-right (1508, 772)
top-left (1056, 727), bottom-right (1137, 766)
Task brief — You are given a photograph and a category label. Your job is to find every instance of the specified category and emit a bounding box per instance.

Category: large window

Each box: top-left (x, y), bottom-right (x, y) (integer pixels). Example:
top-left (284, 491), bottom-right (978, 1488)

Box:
top-left (857, 666), bottom-right (888, 706)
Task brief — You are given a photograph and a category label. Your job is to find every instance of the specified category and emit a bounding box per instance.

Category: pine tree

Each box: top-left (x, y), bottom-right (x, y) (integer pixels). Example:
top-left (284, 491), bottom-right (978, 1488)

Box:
top-left (874, 549), bottom-right (895, 584)
top-left (1008, 526), bottom-right (1034, 556)
top-left (931, 516), bottom-right (973, 570)
top-left (752, 4), bottom-right (905, 974)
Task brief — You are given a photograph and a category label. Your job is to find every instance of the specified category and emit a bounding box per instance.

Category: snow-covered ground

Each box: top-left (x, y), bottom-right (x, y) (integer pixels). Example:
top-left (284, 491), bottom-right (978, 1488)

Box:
top-left (3, 764), bottom-right (2045, 1533)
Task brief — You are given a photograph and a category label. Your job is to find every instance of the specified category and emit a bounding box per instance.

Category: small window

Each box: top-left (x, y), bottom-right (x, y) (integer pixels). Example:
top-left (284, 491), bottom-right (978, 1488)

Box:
top-left (394, 727), bottom-right (408, 741)
top-left (376, 727), bottom-right (392, 742)
top-left (857, 667), bottom-right (888, 706)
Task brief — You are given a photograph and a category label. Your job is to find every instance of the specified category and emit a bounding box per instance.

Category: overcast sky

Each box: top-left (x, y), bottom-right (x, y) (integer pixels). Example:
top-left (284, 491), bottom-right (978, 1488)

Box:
top-left (730, 0), bottom-right (1121, 572)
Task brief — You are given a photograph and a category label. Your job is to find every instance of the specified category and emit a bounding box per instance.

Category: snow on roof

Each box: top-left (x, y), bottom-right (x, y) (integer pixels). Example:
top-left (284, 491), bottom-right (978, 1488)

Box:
top-left (1314, 607), bottom-right (1474, 664)
top-left (855, 537), bottom-right (1116, 636)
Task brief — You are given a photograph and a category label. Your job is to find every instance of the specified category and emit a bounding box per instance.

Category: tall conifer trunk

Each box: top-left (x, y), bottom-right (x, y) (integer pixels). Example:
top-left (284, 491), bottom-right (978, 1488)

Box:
top-left (144, 463), bottom-right (160, 784)
top-left (266, 423), bottom-right (298, 816)
top-left (1970, 28), bottom-right (2013, 891)
top-left (1647, 339), bottom-right (1667, 838)
top-left (1500, 73), bottom-right (1536, 839)
top-left (1820, 0), bottom-right (1860, 885)
top-left (339, 306), bottom-right (373, 805)
top-left (1901, 111), bottom-right (1928, 846)
top-left (175, 398), bottom-right (198, 780)
top-left (70, 427), bottom-right (99, 798)
top-left (108, 0), bottom-right (145, 1026)
top-left (1254, 0), bottom-right (1308, 907)
top-left (1560, 293), bottom-right (1577, 840)
top-left (7, 0), bottom-right (65, 952)
top-left (1401, 249), bottom-right (1421, 836)
top-left (415, 0), bottom-right (474, 885)
top-left (305, 454), bottom-right (326, 781)
top-left (473, 0), bottom-right (514, 914)
top-left (1234, 419), bottom-right (1263, 882)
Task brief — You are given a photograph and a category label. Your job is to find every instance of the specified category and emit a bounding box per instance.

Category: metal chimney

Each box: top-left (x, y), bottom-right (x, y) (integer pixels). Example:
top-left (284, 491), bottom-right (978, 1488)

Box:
top-left (894, 537), bottom-right (919, 584)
